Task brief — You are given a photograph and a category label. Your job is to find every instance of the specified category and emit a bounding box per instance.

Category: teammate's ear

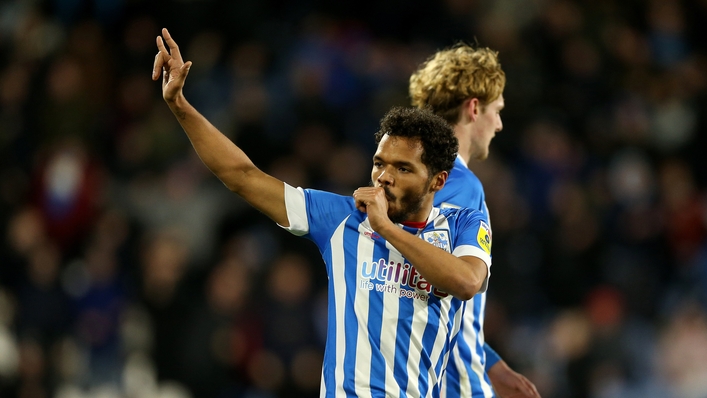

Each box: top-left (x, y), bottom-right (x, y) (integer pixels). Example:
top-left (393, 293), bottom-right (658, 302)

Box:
top-left (467, 98), bottom-right (480, 121)
top-left (429, 171), bottom-right (448, 193)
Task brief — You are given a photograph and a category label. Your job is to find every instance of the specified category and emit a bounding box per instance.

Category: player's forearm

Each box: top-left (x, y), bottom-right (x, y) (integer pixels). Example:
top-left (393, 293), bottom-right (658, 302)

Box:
top-left (165, 93), bottom-right (289, 226)
top-left (166, 94), bottom-right (258, 191)
top-left (377, 223), bottom-right (486, 300)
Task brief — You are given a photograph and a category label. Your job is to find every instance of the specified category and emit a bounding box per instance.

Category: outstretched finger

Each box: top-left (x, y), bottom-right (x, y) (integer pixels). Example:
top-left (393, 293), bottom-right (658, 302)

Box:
top-left (152, 50), bottom-right (168, 80)
top-left (152, 35), bottom-right (172, 80)
top-left (156, 35), bottom-right (169, 54)
top-left (161, 28), bottom-right (183, 62)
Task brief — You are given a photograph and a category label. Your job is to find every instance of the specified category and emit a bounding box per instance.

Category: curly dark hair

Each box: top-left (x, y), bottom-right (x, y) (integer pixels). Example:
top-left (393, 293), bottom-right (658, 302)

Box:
top-left (374, 107), bottom-right (458, 176)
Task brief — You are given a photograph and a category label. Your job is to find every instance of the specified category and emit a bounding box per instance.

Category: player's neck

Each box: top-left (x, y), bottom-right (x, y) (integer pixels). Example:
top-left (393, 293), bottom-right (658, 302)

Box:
top-left (405, 200), bottom-right (434, 224)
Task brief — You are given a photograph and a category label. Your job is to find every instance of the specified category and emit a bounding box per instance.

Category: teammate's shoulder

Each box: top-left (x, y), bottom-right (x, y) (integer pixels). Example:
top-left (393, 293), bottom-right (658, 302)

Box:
top-left (438, 205), bottom-right (485, 219)
top-left (450, 165), bottom-right (481, 184)
top-left (447, 164), bottom-right (482, 193)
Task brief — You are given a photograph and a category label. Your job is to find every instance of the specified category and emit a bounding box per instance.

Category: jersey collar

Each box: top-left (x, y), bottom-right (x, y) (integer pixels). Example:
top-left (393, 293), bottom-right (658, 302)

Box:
top-left (401, 220), bottom-right (426, 229)
top-left (401, 207), bottom-right (440, 231)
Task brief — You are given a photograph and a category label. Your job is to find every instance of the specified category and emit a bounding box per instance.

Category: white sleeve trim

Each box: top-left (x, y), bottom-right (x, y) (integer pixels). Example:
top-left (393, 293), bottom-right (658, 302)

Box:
top-left (453, 245), bottom-right (492, 294)
top-left (278, 184), bottom-right (309, 236)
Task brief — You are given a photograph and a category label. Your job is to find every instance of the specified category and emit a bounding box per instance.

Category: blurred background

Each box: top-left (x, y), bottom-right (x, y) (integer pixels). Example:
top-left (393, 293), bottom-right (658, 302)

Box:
top-left (1, 0), bottom-right (707, 397)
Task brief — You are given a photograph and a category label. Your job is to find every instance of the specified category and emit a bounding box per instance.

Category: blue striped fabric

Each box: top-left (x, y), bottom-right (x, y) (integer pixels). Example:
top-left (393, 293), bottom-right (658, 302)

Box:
top-left (436, 156), bottom-right (496, 398)
top-left (282, 185), bottom-right (492, 397)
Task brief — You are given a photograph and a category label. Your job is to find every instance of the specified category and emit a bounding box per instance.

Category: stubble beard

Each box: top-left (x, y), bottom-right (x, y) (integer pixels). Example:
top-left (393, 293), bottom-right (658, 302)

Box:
top-left (367, 181), bottom-right (428, 224)
top-left (384, 186), bottom-right (427, 224)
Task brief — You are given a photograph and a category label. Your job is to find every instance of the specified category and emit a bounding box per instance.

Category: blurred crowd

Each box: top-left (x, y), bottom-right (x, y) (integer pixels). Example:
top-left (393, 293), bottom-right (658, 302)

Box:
top-left (1, 0), bottom-right (707, 397)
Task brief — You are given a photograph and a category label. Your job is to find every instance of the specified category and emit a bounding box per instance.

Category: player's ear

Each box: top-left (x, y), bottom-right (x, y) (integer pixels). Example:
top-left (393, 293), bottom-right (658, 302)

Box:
top-left (429, 171), bottom-right (448, 193)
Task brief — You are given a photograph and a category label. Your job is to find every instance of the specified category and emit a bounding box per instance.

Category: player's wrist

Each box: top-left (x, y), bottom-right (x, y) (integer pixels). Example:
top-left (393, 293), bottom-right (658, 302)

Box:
top-left (166, 93), bottom-right (189, 115)
top-left (487, 359), bottom-right (510, 377)
top-left (371, 219), bottom-right (397, 237)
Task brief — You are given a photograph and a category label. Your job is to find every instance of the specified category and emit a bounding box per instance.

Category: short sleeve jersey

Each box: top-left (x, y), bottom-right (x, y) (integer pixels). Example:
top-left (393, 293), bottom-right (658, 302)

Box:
top-left (281, 183), bottom-right (492, 398)
top-left (434, 156), bottom-right (495, 398)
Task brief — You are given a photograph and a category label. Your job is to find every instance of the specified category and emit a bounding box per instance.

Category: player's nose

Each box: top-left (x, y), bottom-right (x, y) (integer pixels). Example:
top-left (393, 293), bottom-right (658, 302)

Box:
top-left (376, 168), bottom-right (393, 186)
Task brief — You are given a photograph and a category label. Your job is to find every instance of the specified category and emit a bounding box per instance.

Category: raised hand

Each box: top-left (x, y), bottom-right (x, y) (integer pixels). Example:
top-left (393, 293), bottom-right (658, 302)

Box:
top-left (152, 28), bottom-right (192, 103)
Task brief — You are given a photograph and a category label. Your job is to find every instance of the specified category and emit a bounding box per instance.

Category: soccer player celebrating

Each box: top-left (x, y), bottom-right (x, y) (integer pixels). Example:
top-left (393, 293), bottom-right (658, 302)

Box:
top-left (153, 28), bottom-right (494, 397)
top-left (410, 45), bottom-right (540, 398)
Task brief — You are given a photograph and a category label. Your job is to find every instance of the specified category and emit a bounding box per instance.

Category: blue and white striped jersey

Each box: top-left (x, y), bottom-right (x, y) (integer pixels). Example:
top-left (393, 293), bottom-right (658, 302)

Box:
top-left (281, 183), bottom-right (492, 398)
top-left (435, 156), bottom-right (495, 398)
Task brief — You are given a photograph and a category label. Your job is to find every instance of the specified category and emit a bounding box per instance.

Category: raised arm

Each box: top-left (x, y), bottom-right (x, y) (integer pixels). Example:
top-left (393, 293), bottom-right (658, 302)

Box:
top-left (152, 28), bottom-right (289, 226)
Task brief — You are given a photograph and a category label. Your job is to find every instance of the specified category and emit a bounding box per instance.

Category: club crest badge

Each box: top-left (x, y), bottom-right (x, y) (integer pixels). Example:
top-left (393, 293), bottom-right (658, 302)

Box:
top-left (477, 220), bottom-right (492, 255)
top-left (421, 230), bottom-right (450, 252)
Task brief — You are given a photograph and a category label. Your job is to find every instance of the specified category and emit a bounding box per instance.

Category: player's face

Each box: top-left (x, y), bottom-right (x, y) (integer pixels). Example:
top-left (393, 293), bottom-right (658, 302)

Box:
top-left (471, 94), bottom-right (504, 161)
top-left (371, 135), bottom-right (434, 223)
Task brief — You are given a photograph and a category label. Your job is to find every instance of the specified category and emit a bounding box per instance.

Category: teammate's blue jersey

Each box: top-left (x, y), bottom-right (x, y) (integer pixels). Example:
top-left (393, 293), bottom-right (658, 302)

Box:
top-left (281, 183), bottom-right (492, 398)
top-left (435, 156), bottom-right (495, 398)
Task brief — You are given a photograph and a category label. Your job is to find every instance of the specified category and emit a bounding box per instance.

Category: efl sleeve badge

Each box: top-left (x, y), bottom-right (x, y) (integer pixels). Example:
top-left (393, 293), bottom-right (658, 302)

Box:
top-left (477, 220), bottom-right (492, 255)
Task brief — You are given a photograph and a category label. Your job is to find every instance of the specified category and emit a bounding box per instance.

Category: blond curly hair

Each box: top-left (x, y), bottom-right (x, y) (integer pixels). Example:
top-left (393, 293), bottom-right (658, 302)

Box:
top-left (409, 44), bottom-right (506, 125)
